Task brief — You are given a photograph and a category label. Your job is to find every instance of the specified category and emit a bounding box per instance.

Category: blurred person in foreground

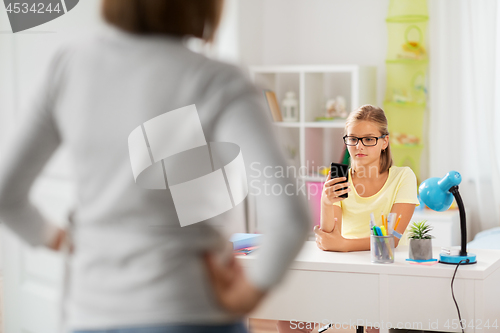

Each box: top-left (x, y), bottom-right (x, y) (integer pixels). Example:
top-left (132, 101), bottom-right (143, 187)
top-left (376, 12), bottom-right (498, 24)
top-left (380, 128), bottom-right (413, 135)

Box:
top-left (0, 0), bottom-right (310, 332)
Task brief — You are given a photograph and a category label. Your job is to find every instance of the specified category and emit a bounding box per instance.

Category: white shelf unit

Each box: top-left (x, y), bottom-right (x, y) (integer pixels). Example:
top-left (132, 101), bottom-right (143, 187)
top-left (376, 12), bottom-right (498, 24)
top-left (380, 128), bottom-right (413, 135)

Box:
top-left (250, 65), bottom-right (377, 182)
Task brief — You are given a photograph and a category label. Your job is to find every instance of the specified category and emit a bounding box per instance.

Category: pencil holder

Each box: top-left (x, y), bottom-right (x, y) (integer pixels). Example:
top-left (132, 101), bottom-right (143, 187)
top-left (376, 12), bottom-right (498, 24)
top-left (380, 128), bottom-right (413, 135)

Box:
top-left (370, 235), bottom-right (395, 264)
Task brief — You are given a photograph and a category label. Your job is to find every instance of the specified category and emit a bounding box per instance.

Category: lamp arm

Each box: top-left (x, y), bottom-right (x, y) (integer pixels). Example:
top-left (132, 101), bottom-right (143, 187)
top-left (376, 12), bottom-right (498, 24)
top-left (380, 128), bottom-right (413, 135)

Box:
top-left (449, 186), bottom-right (467, 257)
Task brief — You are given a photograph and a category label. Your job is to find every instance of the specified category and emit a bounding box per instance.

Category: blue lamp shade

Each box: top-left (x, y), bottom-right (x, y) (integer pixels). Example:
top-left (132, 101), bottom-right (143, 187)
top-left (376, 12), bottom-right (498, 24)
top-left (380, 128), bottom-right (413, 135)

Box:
top-left (418, 171), bottom-right (476, 264)
top-left (418, 171), bottom-right (462, 211)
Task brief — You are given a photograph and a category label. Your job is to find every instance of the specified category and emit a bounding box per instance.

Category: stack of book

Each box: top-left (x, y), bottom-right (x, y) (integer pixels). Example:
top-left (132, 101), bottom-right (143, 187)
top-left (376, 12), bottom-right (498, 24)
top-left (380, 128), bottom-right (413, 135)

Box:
top-left (230, 233), bottom-right (261, 256)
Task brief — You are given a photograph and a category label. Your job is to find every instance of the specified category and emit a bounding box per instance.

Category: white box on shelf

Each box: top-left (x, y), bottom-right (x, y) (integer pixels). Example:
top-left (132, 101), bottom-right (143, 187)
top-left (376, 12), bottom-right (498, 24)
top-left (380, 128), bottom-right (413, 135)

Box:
top-left (410, 209), bottom-right (462, 247)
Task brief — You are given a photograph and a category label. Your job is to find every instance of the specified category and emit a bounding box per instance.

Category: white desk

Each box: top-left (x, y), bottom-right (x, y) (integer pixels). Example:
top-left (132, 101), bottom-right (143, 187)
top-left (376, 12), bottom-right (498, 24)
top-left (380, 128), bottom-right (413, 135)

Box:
top-left (239, 242), bottom-right (500, 333)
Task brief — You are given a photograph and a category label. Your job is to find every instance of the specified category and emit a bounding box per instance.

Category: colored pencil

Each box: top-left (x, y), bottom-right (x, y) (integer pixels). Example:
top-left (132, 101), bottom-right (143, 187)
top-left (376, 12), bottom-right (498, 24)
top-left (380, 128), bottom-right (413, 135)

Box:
top-left (394, 215), bottom-right (402, 231)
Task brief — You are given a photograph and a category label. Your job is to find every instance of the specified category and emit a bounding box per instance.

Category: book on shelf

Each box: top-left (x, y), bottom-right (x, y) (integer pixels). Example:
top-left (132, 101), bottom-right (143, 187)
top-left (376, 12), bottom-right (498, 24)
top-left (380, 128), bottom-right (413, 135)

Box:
top-left (263, 90), bottom-right (283, 122)
top-left (230, 233), bottom-right (262, 250)
top-left (234, 246), bottom-right (258, 256)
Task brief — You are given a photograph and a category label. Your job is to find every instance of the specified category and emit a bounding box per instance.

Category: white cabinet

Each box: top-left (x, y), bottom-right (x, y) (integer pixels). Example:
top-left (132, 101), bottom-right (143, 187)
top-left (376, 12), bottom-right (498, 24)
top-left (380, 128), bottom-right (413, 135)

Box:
top-left (250, 65), bottom-right (376, 182)
top-left (411, 209), bottom-right (462, 247)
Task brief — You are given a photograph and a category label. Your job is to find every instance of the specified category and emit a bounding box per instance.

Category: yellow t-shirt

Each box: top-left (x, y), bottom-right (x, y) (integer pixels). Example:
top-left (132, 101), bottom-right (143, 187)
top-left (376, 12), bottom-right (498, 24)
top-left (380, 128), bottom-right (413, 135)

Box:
top-left (333, 166), bottom-right (420, 244)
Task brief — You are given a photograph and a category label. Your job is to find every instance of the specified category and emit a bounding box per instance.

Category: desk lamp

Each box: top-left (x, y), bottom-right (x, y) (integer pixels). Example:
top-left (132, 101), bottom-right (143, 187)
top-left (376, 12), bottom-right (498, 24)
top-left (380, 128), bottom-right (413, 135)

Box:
top-left (418, 171), bottom-right (476, 264)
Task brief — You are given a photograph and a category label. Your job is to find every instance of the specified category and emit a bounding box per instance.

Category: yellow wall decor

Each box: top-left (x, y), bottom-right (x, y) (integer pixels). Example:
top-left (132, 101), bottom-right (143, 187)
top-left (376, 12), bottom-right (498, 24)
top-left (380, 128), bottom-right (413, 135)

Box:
top-left (385, 0), bottom-right (428, 182)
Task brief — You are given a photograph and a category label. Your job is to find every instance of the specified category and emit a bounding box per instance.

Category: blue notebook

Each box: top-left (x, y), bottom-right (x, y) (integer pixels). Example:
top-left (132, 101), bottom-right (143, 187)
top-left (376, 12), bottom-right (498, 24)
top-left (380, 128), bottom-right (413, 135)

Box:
top-left (230, 233), bottom-right (262, 250)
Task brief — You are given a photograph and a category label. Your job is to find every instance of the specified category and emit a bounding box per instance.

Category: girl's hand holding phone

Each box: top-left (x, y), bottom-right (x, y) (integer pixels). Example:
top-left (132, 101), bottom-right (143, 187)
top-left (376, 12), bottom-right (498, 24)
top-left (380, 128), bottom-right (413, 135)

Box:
top-left (322, 173), bottom-right (351, 205)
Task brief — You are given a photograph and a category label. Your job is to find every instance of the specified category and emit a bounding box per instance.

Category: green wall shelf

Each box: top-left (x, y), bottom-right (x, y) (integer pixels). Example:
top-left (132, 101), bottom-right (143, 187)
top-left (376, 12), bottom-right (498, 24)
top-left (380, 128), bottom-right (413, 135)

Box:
top-left (385, 0), bottom-right (428, 181)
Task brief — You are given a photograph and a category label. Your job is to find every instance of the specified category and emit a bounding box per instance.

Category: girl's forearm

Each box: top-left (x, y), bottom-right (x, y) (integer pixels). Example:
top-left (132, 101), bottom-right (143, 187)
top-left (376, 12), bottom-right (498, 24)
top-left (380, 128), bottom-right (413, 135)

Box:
top-left (344, 237), bottom-right (371, 252)
top-left (320, 201), bottom-right (335, 232)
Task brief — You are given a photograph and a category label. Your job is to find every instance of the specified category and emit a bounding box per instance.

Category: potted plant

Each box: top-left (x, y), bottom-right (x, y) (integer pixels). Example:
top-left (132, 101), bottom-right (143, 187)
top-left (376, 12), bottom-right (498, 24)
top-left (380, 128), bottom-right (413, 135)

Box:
top-left (408, 220), bottom-right (433, 260)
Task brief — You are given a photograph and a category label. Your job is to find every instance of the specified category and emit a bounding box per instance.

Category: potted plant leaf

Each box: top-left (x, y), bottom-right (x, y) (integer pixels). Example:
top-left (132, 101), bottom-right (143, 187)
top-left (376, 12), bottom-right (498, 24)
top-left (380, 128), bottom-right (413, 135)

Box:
top-left (408, 220), bottom-right (433, 260)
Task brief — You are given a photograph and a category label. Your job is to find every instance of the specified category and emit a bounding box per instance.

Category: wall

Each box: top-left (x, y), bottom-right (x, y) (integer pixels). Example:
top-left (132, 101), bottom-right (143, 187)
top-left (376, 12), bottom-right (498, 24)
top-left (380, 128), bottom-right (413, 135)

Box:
top-left (235, 0), bottom-right (435, 181)
top-left (238, 0), bottom-right (389, 106)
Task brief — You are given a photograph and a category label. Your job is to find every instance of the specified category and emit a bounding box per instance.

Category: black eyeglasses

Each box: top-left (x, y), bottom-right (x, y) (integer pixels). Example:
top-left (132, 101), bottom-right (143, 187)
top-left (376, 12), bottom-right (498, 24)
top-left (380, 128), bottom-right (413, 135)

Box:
top-left (343, 135), bottom-right (388, 147)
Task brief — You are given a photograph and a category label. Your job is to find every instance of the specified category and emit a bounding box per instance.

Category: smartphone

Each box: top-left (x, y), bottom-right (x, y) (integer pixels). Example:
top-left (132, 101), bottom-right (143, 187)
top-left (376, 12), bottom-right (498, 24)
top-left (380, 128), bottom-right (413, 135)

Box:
top-left (330, 162), bottom-right (349, 199)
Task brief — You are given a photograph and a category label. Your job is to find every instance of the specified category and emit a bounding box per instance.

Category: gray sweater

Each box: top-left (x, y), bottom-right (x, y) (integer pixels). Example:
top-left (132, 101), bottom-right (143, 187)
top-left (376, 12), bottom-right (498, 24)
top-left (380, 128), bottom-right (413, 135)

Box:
top-left (0, 25), bottom-right (310, 330)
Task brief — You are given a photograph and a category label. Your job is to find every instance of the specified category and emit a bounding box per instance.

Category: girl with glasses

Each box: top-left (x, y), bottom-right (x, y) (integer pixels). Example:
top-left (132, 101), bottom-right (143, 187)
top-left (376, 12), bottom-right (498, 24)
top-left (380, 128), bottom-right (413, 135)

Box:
top-left (277, 104), bottom-right (420, 333)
